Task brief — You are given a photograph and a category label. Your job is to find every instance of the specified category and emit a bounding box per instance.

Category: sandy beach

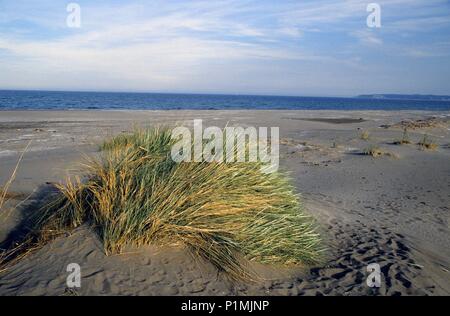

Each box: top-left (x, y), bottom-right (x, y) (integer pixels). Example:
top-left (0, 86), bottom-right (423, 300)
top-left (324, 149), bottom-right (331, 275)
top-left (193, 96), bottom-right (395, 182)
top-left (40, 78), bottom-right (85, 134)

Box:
top-left (0, 110), bottom-right (449, 296)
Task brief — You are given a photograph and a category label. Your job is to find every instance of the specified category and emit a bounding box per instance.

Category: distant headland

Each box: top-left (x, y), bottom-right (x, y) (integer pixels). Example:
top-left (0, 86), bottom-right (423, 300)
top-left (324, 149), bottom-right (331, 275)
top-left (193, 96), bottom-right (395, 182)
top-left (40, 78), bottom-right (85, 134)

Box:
top-left (357, 94), bottom-right (450, 101)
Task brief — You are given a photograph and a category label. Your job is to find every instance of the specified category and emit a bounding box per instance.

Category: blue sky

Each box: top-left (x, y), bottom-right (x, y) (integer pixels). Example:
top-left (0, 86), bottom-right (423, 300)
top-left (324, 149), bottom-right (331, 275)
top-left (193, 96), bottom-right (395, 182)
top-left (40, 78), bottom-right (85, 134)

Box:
top-left (0, 0), bottom-right (449, 96)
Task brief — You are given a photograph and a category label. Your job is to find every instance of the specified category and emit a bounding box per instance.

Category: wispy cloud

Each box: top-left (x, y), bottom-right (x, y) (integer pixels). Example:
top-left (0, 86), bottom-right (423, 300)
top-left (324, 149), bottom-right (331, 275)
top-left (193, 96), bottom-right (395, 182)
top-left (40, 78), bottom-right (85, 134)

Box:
top-left (350, 30), bottom-right (383, 46)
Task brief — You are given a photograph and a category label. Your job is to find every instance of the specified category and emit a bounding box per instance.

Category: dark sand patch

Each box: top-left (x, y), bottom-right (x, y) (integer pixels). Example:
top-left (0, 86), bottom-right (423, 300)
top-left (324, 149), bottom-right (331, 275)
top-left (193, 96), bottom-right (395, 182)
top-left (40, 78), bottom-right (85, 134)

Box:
top-left (0, 121), bottom-right (107, 131)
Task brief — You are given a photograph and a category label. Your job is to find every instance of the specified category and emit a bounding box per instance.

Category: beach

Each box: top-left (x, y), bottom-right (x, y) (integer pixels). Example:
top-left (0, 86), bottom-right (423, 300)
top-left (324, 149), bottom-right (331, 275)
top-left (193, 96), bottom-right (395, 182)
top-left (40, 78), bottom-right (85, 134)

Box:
top-left (0, 109), bottom-right (449, 295)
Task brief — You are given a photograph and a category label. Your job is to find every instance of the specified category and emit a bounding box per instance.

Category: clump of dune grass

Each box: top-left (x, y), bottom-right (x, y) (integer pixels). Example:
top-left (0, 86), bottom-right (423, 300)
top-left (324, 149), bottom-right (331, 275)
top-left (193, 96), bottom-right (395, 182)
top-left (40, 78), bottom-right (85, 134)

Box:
top-left (360, 130), bottom-right (370, 141)
top-left (362, 144), bottom-right (397, 158)
top-left (362, 144), bottom-right (383, 157)
top-left (418, 134), bottom-right (438, 151)
top-left (1, 129), bottom-right (322, 280)
top-left (393, 128), bottom-right (412, 145)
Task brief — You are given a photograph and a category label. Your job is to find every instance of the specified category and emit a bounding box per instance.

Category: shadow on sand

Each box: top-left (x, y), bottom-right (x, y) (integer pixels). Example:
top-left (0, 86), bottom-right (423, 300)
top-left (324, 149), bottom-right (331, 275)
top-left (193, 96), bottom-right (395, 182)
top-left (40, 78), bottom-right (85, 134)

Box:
top-left (0, 184), bottom-right (60, 266)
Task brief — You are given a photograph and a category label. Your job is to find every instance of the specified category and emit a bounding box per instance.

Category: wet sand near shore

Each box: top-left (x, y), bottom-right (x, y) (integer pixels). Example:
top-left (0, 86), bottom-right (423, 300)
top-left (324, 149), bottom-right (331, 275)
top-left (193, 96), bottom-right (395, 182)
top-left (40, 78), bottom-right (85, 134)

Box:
top-left (0, 110), bottom-right (449, 295)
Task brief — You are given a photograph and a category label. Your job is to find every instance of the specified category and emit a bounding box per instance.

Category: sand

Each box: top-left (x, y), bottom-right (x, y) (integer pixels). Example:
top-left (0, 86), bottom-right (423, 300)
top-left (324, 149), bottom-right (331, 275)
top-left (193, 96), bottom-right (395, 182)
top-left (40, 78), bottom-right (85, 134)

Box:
top-left (0, 110), bottom-right (449, 296)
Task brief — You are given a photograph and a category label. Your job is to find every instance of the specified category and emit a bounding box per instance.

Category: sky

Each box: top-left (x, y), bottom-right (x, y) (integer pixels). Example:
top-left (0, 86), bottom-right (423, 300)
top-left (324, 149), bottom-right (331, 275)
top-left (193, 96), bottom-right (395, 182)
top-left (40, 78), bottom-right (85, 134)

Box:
top-left (0, 0), bottom-right (449, 96)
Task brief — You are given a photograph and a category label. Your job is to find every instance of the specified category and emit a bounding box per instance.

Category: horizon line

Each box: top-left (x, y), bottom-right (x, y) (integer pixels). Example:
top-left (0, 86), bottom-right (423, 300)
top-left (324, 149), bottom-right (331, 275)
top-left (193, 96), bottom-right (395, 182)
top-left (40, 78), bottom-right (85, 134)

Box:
top-left (3, 88), bottom-right (450, 99)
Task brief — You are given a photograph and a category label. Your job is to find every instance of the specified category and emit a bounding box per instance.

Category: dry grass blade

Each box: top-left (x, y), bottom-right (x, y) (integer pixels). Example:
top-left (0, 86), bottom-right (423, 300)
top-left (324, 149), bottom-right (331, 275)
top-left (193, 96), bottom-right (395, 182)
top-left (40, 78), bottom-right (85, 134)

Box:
top-left (0, 141), bottom-right (31, 211)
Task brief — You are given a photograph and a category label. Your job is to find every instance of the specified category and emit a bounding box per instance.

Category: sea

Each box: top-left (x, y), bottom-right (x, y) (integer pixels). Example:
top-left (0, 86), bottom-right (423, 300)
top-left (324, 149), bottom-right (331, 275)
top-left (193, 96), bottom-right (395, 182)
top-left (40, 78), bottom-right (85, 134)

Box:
top-left (1, 90), bottom-right (450, 111)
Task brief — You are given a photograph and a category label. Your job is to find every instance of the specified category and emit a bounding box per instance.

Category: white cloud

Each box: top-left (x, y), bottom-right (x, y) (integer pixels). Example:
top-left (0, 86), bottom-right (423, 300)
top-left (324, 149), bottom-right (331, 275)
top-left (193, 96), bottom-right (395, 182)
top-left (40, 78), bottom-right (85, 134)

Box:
top-left (351, 30), bottom-right (383, 46)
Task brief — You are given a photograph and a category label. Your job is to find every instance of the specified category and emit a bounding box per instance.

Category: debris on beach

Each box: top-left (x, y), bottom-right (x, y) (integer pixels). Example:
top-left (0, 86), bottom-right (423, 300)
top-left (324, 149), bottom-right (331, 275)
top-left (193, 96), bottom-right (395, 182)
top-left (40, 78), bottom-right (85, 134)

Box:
top-left (383, 117), bottom-right (449, 130)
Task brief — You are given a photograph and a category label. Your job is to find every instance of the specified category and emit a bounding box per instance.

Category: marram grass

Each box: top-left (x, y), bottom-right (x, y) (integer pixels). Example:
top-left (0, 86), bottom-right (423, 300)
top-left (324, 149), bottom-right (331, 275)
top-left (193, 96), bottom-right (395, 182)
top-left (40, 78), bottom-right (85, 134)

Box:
top-left (1, 128), bottom-right (322, 280)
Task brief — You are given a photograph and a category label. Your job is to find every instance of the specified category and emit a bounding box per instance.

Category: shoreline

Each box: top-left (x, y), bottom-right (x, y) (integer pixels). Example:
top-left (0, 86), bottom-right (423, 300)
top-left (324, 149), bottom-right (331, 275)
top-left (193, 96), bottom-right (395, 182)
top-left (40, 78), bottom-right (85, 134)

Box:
top-left (2, 109), bottom-right (450, 112)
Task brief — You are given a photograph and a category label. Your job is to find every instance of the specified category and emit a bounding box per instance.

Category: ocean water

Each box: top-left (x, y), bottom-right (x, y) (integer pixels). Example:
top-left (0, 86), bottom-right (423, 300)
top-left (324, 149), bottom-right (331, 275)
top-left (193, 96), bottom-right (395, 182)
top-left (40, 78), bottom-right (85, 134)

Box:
top-left (1, 90), bottom-right (450, 111)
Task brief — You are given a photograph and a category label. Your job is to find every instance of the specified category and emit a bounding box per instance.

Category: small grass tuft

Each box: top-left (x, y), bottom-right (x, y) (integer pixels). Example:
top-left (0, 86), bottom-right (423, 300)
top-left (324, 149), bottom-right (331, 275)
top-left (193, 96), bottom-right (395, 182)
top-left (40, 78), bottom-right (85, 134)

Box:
top-left (418, 134), bottom-right (438, 151)
top-left (363, 144), bottom-right (383, 157)
top-left (393, 128), bottom-right (412, 145)
top-left (362, 144), bottom-right (397, 158)
top-left (1, 128), bottom-right (322, 280)
top-left (360, 130), bottom-right (370, 141)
